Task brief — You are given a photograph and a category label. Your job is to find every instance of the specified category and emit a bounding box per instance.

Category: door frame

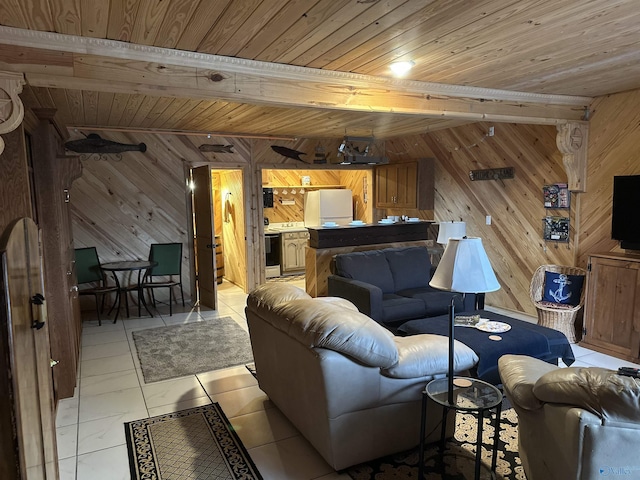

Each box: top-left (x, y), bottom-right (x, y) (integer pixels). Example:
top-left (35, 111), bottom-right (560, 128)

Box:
top-left (188, 162), bottom-right (259, 301)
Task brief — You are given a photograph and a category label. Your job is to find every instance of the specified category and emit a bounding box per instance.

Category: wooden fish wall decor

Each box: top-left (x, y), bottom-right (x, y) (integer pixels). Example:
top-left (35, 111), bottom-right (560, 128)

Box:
top-left (65, 134), bottom-right (147, 155)
top-left (271, 145), bottom-right (307, 161)
top-left (199, 144), bottom-right (235, 153)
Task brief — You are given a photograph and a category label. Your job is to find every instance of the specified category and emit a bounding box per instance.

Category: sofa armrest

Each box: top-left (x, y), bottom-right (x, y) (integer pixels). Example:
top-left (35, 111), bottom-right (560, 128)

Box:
top-left (327, 275), bottom-right (383, 322)
top-left (498, 354), bottom-right (559, 411)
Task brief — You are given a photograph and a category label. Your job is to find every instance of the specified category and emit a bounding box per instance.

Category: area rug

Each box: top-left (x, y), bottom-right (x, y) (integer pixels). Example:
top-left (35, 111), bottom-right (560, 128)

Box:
top-left (125, 403), bottom-right (262, 480)
top-left (132, 318), bottom-right (254, 383)
top-left (347, 407), bottom-right (525, 480)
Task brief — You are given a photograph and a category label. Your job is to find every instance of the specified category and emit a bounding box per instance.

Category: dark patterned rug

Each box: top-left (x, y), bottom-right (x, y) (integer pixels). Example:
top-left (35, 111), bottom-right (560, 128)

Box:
top-left (347, 407), bottom-right (526, 480)
top-left (125, 403), bottom-right (262, 480)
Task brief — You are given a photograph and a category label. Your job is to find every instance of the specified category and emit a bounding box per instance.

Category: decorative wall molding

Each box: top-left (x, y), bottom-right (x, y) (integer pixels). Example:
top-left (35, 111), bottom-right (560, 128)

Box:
top-left (556, 122), bottom-right (589, 192)
top-left (0, 26), bottom-right (592, 107)
top-left (0, 70), bottom-right (25, 155)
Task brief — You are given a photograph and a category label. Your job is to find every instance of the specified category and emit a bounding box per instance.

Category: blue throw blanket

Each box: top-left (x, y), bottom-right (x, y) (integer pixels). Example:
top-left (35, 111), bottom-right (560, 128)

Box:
top-left (398, 310), bottom-right (575, 385)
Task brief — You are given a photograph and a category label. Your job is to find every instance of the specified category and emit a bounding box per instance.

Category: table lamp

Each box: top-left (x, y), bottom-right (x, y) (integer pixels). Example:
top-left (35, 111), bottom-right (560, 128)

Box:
top-left (429, 237), bottom-right (500, 404)
top-left (436, 221), bottom-right (466, 245)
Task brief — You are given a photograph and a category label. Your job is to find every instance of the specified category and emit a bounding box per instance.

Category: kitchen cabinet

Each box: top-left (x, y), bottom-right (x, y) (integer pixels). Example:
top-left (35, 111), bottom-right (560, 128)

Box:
top-left (281, 230), bottom-right (309, 273)
top-left (581, 253), bottom-right (640, 363)
top-left (375, 158), bottom-right (434, 210)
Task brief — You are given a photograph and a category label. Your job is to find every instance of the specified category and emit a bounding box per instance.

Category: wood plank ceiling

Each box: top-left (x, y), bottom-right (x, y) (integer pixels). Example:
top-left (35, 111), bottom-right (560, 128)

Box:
top-left (1, 0), bottom-right (640, 139)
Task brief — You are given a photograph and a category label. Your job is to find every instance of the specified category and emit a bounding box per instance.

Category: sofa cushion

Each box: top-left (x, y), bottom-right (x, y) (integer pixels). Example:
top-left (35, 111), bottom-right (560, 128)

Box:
top-left (398, 288), bottom-right (466, 317)
top-left (334, 250), bottom-right (395, 293)
top-left (382, 294), bottom-right (426, 323)
top-left (385, 247), bottom-right (431, 291)
top-left (383, 334), bottom-right (478, 379)
top-left (533, 367), bottom-right (640, 425)
top-left (272, 298), bottom-right (399, 368)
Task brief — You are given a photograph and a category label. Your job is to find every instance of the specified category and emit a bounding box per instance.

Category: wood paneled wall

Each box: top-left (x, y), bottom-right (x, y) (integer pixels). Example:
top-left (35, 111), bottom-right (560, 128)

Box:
top-left (70, 132), bottom-right (376, 296)
top-left (577, 89), bottom-right (640, 266)
top-left (68, 90), bottom-right (640, 310)
top-left (69, 132), bottom-right (192, 302)
top-left (219, 169), bottom-right (246, 290)
top-left (390, 123), bottom-right (575, 315)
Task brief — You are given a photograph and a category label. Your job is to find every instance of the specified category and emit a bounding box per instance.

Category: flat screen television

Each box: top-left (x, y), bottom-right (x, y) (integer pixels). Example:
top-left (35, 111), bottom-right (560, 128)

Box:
top-left (612, 175), bottom-right (640, 250)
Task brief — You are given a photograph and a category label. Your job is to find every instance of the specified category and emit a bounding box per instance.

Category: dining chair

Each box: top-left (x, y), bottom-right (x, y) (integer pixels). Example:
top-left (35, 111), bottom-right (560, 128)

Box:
top-left (141, 243), bottom-right (185, 316)
top-left (74, 247), bottom-right (119, 325)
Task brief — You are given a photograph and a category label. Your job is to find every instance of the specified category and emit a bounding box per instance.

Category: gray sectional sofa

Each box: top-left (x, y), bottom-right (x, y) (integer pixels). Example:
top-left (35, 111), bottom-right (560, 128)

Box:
top-left (328, 246), bottom-right (476, 327)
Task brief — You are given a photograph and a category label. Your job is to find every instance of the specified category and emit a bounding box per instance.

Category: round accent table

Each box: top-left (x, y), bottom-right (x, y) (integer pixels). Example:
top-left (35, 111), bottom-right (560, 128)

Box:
top-left (101, 260), bottom-right (157, 320)
top-left (418, 376), bottom-right (503, 480)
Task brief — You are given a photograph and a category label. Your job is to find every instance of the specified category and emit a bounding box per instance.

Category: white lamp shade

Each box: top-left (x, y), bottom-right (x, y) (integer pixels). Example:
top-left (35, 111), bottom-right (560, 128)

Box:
top-left (436, 221), bottom-right (466, 244)
top-left (429, 237), bottom-right (500, 293)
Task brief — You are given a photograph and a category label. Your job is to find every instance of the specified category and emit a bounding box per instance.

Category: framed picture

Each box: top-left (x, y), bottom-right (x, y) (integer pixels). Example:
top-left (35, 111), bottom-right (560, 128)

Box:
top-left (543, 183), bottom-right (570, 208)
top-left (543, 216), bottom-right (570, 242)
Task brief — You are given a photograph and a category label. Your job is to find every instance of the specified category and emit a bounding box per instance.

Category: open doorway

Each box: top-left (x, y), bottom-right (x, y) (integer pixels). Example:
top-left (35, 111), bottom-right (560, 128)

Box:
top-left (212, 168), bottom-right (246, 291)
top-left (191, 166), bottom-right (246, 309)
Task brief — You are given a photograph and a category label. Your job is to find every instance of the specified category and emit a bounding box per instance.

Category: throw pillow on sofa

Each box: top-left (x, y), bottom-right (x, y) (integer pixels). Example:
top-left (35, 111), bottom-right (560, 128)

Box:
top-left (542, 271), bottom-right (584, 306)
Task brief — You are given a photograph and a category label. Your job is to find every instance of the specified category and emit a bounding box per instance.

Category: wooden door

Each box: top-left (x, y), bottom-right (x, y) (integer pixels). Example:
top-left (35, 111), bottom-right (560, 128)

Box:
top-left (192, 166), bottom-right (217, 309)
top-left (0, 218), bottom-right (58, 479)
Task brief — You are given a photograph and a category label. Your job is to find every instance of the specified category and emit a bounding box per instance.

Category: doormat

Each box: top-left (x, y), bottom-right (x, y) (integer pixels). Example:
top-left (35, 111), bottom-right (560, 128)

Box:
top-left (125, 403), bottom-right (262, 479)
top-left (132, 318), bottom-right (254, 383)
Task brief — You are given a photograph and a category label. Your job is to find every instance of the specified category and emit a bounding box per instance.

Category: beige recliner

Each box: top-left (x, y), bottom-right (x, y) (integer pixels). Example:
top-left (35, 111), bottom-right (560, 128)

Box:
top-left (499, 355), bottom-right (640, 480)
top-left (245, 283), bottom-right (479, 470)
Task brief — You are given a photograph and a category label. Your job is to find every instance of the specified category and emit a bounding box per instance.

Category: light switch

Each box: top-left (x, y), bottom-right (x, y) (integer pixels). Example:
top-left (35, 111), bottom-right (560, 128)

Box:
top-left (485, 215), bottom-right (492, 225)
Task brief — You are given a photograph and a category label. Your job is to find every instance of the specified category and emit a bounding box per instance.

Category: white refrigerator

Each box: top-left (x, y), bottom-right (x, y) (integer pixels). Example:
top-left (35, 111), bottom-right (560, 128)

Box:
top-left (303, 189), bottom-right (353, 226)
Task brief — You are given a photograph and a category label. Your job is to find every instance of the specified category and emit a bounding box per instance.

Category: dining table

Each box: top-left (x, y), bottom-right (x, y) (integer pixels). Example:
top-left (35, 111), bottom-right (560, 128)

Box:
top-left (100, 260), bottom-right (157, 320)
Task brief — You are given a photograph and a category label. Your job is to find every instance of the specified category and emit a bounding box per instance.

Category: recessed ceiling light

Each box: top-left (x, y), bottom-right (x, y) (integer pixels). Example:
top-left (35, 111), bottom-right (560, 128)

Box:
top-left (390, 60), bottom-right (415, 76)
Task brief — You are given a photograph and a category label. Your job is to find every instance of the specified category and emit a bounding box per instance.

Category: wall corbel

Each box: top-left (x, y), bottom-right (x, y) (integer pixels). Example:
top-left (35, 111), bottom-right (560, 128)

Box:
top-left (556, 121), bottom-right (589, 192)
top-left (0, 71), bottom-right (25, 155)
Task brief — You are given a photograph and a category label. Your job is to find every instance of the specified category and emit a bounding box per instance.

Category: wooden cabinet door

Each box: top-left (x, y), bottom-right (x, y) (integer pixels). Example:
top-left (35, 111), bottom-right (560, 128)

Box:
top-left (374, 164), bottom-right (399, 208)
top-left (375, 159), bottom-right (434, 211)
top-left (394, 162), bottom-right (418, 208)
top-left (0, 218), bottom-right (58, 479)
top-left (583, 255), bottom-right (640, 361)
top-left (281, 234), bottom-right (298, 272)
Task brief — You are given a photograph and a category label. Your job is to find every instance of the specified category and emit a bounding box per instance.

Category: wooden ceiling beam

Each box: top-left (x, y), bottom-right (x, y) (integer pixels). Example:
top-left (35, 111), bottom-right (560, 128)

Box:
top-left (0, 26), bottom-right (592, 126)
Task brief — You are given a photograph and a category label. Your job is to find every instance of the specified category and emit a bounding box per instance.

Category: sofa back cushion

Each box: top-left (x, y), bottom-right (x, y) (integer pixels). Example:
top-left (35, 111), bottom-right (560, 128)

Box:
top-left (246, 282), bottom-right (312, 313)
top-left (334, 250), bottom-right (395, 293)
top-left (385, 247), bottom-right (432, 291)
top-left (274, 298), bottom-right (398, 368)
top-left (247, 283), bottom-right (400, 368)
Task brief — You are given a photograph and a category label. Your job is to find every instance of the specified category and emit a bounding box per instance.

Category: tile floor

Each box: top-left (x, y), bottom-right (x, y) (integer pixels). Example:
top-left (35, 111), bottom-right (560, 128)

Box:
top-left (56, 279), bottom-right (640, 480)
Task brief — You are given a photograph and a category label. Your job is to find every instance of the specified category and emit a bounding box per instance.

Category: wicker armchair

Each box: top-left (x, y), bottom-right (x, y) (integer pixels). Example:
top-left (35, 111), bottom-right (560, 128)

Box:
top-left (529, 264), bottom-right (587, 343)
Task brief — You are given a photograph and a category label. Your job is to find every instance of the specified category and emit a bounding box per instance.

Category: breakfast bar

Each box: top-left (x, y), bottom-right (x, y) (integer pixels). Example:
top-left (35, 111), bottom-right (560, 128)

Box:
top-left (305, 221), bottom-right (436, 297)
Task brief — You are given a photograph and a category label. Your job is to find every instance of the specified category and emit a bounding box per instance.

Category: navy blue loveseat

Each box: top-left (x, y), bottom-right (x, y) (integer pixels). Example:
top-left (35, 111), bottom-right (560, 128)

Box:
top-left (327, 246), bottom-right (476, 328)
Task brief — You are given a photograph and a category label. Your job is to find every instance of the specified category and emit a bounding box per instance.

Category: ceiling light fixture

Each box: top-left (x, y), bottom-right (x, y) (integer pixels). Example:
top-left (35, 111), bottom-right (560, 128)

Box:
top-left (390, 60), bottom-right (415, 76)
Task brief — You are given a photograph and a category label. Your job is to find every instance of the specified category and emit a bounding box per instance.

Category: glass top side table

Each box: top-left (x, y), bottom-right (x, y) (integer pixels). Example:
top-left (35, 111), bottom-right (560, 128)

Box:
top-left (418, 376), bottom-right (503, 480)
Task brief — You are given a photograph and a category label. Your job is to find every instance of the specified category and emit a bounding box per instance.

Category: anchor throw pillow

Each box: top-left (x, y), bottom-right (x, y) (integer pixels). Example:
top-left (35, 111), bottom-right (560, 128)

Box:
top-left (542, 271), bottom-right (585, 307)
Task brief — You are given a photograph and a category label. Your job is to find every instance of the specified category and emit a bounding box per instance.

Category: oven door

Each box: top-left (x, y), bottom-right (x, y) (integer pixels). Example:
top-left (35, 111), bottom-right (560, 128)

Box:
top-left (265, 233), bottom-right (281, 277)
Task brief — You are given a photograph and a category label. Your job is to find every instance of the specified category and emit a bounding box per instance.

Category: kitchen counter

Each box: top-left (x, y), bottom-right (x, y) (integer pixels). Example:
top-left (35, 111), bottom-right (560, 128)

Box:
top-left (306, 221), bottom-right (432, 249)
